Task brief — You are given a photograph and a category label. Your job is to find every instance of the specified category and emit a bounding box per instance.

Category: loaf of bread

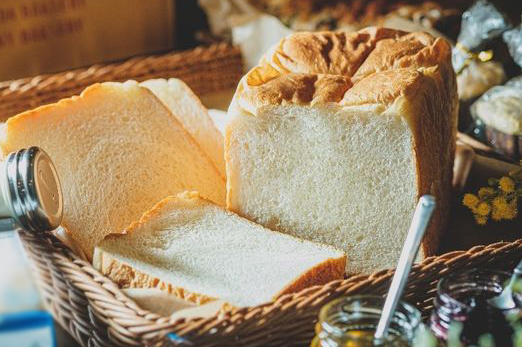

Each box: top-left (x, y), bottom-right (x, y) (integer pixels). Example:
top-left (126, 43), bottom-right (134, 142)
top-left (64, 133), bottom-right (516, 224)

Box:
top-left (0, 81), bottom-right (225, 258)
top-left (141, 78), bottom-right (226, 178)
top-left (93, 192), bottom-right (346, 307)
top-left (226, 27), bottom-right (457, 274)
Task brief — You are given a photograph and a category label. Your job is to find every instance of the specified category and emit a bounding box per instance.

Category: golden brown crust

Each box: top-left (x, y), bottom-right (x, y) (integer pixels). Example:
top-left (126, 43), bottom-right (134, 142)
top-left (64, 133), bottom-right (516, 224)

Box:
top-left (272, 28), bottom-right (403, 77)
top-left (276, 257), bottom-right (346, 298)
top-left (1, 83), bottom-right (100, 155)
top-left (341, 68), bottom-right (426, 107)
top-left (95, 250), bottom-right (217, 305)
top-left (352, 33), bottom-right (450, 81)
top-left (239, 73), bottom-right (352, 110)
top-left (120, 195), bottom-right (178, 236)
top-left (235, 27), bottom-right (453, 110)
top-left (411, 65), bottom-right (457, 257)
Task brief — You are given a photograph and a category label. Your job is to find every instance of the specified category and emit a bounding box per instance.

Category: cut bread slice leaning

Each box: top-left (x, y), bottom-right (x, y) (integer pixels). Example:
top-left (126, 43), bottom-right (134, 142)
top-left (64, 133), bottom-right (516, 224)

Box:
top-left (93, 192), bottom-right (346, 307)
top-left (226, 27), bottom-right (458, 275)
top-left (141, 78), bottom-right (225, 179)
top-left (0, 81), bottom-right (225, 258)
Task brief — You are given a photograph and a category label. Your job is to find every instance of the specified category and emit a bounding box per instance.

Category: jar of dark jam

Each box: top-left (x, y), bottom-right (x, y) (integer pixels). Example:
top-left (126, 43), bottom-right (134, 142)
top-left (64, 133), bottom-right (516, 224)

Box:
top-left (310, 295), bottom-right (421, 347)
top-left (431, 269), bottom-right (519, 346)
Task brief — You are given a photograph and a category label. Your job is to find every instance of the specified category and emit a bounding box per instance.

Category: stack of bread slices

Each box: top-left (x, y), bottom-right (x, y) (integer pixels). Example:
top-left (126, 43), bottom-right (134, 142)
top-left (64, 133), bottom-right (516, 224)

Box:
top-left (0, 27), bottom-right (457, 309)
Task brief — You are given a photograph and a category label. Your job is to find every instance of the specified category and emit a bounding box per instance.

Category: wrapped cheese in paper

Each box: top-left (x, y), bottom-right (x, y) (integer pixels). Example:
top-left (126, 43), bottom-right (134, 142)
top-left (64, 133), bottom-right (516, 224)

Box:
top-left (453, 0), bottom-right (512, 131)
top-left (503, 24), bottom-right (522, 71)
top-left (452, 0), bottom-right (511, 74)
top-left (470, 24), bottom-right (522, 160)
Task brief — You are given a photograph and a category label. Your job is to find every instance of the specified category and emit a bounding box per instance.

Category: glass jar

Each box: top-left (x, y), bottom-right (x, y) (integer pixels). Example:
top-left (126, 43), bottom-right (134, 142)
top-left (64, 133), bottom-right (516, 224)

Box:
top-left (310, 295), bottom-right (421, 347)
top-left (430, 269), bottom-right (518, 345)
top-left (0, 146), bottom-right (62, 233)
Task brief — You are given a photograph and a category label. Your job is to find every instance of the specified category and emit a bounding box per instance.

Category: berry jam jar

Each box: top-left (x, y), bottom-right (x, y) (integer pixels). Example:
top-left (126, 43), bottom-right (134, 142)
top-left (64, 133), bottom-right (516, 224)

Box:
top-left (431, 269), bottom-right (519, 346)
top-left (310, 295), bottom-right (421, 347)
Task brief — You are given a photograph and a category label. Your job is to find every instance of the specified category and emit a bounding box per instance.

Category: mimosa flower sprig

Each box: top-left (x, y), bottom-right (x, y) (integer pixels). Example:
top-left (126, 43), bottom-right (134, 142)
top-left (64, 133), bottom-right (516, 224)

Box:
top-left (463, 162), bottom-right (522, 225)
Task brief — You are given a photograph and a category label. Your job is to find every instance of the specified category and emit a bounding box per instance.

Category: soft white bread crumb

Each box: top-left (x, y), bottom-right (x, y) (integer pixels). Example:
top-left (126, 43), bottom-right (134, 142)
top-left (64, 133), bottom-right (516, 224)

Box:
top-left (94, 192), bottom-right (346, 307)
top-left (141, 78), bottom-right (226, 178)
top-left (0, 81), bottom-right (225, 258)
top-left (226, 28), bottom-right (457, 275)
top-left (227, 104), bottom-right (417, 275)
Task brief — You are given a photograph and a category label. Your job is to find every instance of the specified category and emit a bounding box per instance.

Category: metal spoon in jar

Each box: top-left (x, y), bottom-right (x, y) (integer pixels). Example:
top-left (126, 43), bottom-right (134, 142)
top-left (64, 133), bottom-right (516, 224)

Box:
top-left (374, 195), bottom-right (436, 342)
top-left (488, 259), bottom-right (522, 310)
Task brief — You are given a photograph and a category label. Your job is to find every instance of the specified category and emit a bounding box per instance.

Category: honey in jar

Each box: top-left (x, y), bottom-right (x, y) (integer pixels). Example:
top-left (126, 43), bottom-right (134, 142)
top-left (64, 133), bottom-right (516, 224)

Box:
top-left (310, 295), bottom-right (420, 347)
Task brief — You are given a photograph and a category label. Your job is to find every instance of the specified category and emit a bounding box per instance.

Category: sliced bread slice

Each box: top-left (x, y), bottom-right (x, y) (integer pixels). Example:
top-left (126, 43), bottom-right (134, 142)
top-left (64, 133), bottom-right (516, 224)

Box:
top-left (93, 192), bottom-right (346, 307)
top-left (141, 78), bottom-right (225, 178)
top-left (0, 81), bottom-right (225, 258)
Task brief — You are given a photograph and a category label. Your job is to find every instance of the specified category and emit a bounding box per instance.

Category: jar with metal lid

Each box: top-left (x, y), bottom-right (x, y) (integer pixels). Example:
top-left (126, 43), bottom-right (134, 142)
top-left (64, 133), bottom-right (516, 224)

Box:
top-left (430, 269), bottom-right (519, 346)
top-left (310, 295), bottom-right (422, 347)
top-left (0, 146), bottom-right (62, 232)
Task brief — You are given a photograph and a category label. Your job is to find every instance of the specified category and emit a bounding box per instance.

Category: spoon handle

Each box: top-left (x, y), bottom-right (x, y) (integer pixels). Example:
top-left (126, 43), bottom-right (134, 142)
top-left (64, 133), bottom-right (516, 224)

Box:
top-left (374, 195), bottom-right (436, 341)
top-left (514, 259), bottom-right (522, 275)
top-left (507, 259), bottom-right (522, 287)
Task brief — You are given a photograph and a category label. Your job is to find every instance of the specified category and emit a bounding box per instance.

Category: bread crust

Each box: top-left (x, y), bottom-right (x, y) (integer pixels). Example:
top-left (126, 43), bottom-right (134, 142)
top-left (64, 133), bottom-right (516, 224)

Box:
top-left (277, 257), bottom-right (345, 297)
top-left (94, 249), bottom-right (218, 305)
top-left (234, 27), bottom-right (453, 109)
top-left (95, 246), bottom-right (346, 307)
top-left (227, 27), bottom-right (458, 260)
top-left (95, 192), bottom-right (346, 307)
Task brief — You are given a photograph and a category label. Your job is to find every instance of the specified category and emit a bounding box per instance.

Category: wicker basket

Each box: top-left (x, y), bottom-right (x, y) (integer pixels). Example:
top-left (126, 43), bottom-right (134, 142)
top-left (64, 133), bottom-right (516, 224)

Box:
top-left (20, 230), bottom-right (521, 347)
top-left (5, 43), bottom-right (521, 346)
top-left (0, 43), bottom-right (243, 122)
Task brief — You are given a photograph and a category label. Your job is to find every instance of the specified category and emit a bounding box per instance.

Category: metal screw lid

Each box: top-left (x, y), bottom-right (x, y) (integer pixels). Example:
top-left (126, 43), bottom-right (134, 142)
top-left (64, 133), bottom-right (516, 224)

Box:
top-left (5, 147), bottom-right (63, 232)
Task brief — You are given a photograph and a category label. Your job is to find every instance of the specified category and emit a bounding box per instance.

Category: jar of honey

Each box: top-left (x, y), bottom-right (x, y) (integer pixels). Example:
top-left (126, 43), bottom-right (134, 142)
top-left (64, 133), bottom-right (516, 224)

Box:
top-left (310, 295), bottom-right (421, 347)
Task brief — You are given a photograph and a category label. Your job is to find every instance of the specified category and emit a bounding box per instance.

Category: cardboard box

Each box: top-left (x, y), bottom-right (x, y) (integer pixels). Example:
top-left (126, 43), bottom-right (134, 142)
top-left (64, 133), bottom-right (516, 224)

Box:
top-left (0, 0), bottom-right (175, 80)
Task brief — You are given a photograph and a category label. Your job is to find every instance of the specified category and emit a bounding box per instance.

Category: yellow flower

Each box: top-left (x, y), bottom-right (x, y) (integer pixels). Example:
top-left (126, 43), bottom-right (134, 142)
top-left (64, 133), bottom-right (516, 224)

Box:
top-left (476, 202), bottom-right (491, 216)
top-left (491, 208), bottom-right (503, 221)
top-left (474, 215), bottom-right (488, 225)
top-left (499, 177), bottom-right (515, 193)
top-left (478, 187), bottom-right (495, 199)
top-left (492, 197), bottom-right (507, 220)
top-left (463, 194), bottom-right (479, 209)
top-left (491, 197), bottom-right (518, 220)
top-left (492, 196), bottom-right (508, 209)
top-left (504, 200), bottom-right (518, 219)
top-left (463, 169), bottom-right (520, 225)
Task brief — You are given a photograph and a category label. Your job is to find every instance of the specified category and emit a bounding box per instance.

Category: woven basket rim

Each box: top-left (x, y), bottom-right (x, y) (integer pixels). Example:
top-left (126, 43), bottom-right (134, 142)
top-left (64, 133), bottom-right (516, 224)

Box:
top-left (0, 42), bottom-right (243, 123)
top-left (20, 230), bottom-right (522, 345)
top-left (0, 42), bottom-right (237, 89)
